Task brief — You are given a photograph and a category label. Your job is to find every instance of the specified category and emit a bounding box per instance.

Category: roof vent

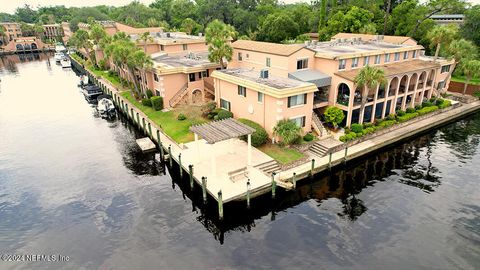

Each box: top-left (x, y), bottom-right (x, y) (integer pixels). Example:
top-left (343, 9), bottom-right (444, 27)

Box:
top-left (260, 69), bottom-right (269, 79)
top-left (166, 32), bottom-right (171, 38)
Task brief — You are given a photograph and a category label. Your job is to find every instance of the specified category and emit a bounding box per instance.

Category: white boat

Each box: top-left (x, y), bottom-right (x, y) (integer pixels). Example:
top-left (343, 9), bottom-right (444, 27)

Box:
top-left (97, 98), bottom-right (116, 116)
top-left (55, 44), bottom-right (67, 53)
top-left (60, 57), bottom-right (71, 68)
top-left (54, 52), bottom-right (64, 62)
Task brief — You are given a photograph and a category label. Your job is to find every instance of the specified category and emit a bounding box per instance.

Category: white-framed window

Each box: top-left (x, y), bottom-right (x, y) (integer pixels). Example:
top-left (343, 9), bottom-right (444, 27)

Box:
top-left (297, 58), bottom-right (308, 70)
top-left (220, 99), bottom-right (231, 111)
top-left (202, 70), bottom-right (209, 77)
top-left (363, 56), bottom-right (369, 66)
top-left (287, 94), bottom-right (307, 108)
top-left (403, 51), bottom-right (408, 60)
top-left (153, 73), bottom-right (159, 82)
top-left (238, 52), bottom-right (242, 61)
top-left (374, 55), bottom-right (381, 64)
top-left (291, 116), bottom-right (306, 127)
top-left (238, 85), bottom-right (246, 97)
top-left (437, 81), bottom-right (445, 90)
top-left (182, 44), bottom-right (188, 51)
top-left (351, 57), bottom-right (359, 68)
top-left (258, 92), bottom-right (264, 103)
top-left (339, 59), bottom-right (346, 70)
top-left (394, 52), bottom-right (400, 61)
top-left (412, 50), bottom-right (417, 58)
top-left (266, 57), bottom-right (271, 67)
top-left (385, 53), bottom-right (390, 63)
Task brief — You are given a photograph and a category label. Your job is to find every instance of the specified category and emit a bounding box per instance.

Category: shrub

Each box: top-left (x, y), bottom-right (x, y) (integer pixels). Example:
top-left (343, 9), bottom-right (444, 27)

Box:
top-left (429, 97), bottom-right (437, 103)
top-left (422, 101), bottom-right (433, 108)
top-left (344, 127), bottom-right (351, 134)
top-left (177, 113), bottom-right (186, 121)
top-left (397, 112), bottom-right (419, 123)
top-left (356, 132), bottom-right (363, 137)
top-left (351, 123), bottom-right (363, 133)
top-left (273, 119), bottom-right (301, 145)
top-left (303, 133), bottom-right (315, 142)
top-left (217, 109), bottom-right (233, 120)
top-left (364, 122), bottom-right (374, 129)
top-left (365, 127), bottom-right (376, 134)
top-left (238, 119), bottom-right (269, 147)
top-left (146, 89), bottom-right (153, 98)
top-left (415, 105), bottom-right (422, 111)
top-left (417, 105), bottom-right (439, 115)
top-left (98, 59), bottom-right (107, 70)
top-left (377, 120), bottom-right (396, 128)
top-left (438, 99), bottom-right (451, 109)
top-left (201, 101), bottom-right (217, 117)
top-left (323, 106), bottom-right (345, 128)
top-left (473, 91), bottom-right (480, 99)
top-left (406, 107), bottom-right (416, 113)
top-left (340, 132), bottom-right (357, 142)
top-left (386, 114), bottom-right (396, 121)
top-left (150, 96), bottom-right (163, 111)
top-left (141, 98), bottom-right (152, 107)
top-left (397, 110), bottom-right (406, 116)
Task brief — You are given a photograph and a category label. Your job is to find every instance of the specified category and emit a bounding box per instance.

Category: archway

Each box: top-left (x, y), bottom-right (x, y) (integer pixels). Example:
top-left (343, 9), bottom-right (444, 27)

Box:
top-left (399, 75), bottom-right (408, 94)
top-left (336, 83), bottom-right (350, 106)
top-left (427, 69), bottom-right (435, 87)
top-left (388, 77), bottom-right (399, 96)
top-left (16, 44), bottom-right (24, 51)
top-left (418, 71), bottom-right (427, 89)
top-left (24, 44), bottom-right (31, 51)
top-left (408, 73), bottom-right (418, 92)
top-left (31, 43), bottom-right (38, 50)
top-left (191, 89), bottom-right (203, 104)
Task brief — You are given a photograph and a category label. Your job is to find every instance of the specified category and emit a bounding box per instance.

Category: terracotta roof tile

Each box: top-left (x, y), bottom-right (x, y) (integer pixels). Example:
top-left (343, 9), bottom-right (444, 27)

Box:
top-left (232, 40), bottom-right (305, 56)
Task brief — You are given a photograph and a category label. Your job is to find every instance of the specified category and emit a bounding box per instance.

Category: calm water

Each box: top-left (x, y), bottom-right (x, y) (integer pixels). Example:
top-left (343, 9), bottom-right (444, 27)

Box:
top-left (0, 55), bottom-right (479, 270)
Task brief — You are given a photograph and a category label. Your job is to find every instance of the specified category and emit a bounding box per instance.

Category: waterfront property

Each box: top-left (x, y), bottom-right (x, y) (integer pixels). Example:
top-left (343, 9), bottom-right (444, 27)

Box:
top-left (42, 23), bottom-right (63, 40)
top-left (0, 22), bottom-right (22, 43)
top-left (213, 34), bottom-right (455, 134)
top-left (1, 36), bottom-right (46, 53)
top-left (78, 20), bottom-right (164, 37)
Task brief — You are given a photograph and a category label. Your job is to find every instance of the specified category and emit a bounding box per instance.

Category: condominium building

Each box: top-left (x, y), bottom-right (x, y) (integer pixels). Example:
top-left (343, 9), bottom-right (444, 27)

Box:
top-left (43, 24), bottom-right (63, 39)
top-left (0, 22), bottom-right (22, 42)
top-left (61, 22), bottom-right (72, 43)
top-left (211, 34), bottom-right (455, 135)
top-left (78, 21), bottom-right (163, 37)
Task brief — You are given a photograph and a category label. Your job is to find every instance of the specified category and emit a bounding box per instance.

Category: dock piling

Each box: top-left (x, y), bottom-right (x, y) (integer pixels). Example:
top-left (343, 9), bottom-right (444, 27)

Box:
top-left (246, 179), bottom-right (251, 209)
top-left (148, 123), bottom-right (152, 138)
top-left (201, 177), bottom-right (207, 203)
top-left (189, 165), bottom-right (194, 190)
top-left (344, 146), bottom-right (348, 164)
top-left (168, 145), bottom-right (172, 167)
top-left (218, 190), bottom-right (223, 220)
top-left (156, 130), bottom-right (164, 158)
top-left (271, 172), bottom-right (276, 199)
top-left (328, 152), bottom-right (332, 170)
top-left (178, 153), bottom-right (183, 177)
top-left (292, 172), bottom-right (297, 189)
top-left (311, 159), bottom-right (315, 176)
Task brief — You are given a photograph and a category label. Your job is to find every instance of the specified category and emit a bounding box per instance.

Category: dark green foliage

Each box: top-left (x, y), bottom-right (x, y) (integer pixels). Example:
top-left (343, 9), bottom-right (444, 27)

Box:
top-left (217, 109), bottom-right (233, 120)
top-left (415, 105), bottom-right (422, 111)
top-left (351, 123), bottom-right (363, 133)
top-left (146, 89), bottom-right (153, 98)
top-left (406, 107), bottom-right (416, 113)
top-left (473, 91), bottom-right (480, 99)
top-left (201, 101), bottom-right (217, 117)
top-left (377, 120), bottom-right (397, 128)
top-left (141, 98), bottom-right (152, 107)
top-left (397, 110), bottom-right (406, 116)
top-left (416, 105), bottom-right (439, 115)
top-left (397, 112), bottom-right (419, 123)
top-left (422, 101), bottom-right (434, 108)
top-left (150, 96), bottom-right (163, 111)
top-left (303, 133), bottom-right (314, 142)
top-left (386, 114), bottom-right (396, 121)
top-left (238, 119), bottom-right (269, 147)
top-left (177, 113), bottom-right (186, 121)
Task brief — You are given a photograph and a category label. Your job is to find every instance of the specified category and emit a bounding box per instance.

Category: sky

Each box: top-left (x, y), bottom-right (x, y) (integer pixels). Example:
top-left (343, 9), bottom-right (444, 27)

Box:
top-left (1, 0), bottom-right (479, 14)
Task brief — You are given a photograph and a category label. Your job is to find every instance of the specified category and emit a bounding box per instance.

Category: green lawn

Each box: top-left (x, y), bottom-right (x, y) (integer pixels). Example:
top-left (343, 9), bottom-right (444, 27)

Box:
top-left (121, 91), bottom-right (208, 144)
top-left (259, 144), bottom-right (305, 164)
top-left (451, 75), bottom-right (480, 85)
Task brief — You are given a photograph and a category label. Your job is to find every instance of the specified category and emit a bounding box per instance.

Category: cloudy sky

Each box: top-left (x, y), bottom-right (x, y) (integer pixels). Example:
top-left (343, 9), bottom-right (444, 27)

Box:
top-left (1, 0), bottom-right (479, 14)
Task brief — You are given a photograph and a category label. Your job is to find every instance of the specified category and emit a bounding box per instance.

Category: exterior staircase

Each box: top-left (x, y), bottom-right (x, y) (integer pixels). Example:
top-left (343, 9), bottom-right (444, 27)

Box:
top-left (168, 82), bottom-right (189, 108)
top-left (308, 142), bottom-right (329, 157)
top-left (311, 112), bottom-right (329, 138)
top-left (254, 160), bottom-right (281, 175)
top-left (203, 80), bottom-right (215, 96)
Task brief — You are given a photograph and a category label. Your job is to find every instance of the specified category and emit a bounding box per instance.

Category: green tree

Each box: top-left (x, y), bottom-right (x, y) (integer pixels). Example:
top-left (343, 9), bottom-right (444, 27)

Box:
top-left (138, 31), bottom-right (154, 52)
top-left (323, 106), bottom-right (345, 129)
top-left (319, 6), bottom-right (374, 40)
top-left (427, 24), bottom-right (458, 62)
top-left (354, 66), bottom-right (386, 124)
top-left (448, 39), bottom-right (478, 63)
top-left (319, 0), bottom-right (327, 29)
top-left (89, 22), bottom-right (107, 48)
top-left (33, 24), bottom-right (44, 39)
top-left (205, 19), bottom-right (236, 69)
top-left (258, 13), bottom-right (299, 43)
top-left (273, 119), bottom-right (301, 146)
top-left (14, 4), bottom-right (37, 23)
top-left (460, 60), bottom-right (480, 95)
top-left (72, 29), bottom-right (93, 61)
top-left (411, 0), bottom-right (467, 36)
top-left (461, 5), bottom-right (480, 47)
top-left (180, 18), bottom-right (202, 35)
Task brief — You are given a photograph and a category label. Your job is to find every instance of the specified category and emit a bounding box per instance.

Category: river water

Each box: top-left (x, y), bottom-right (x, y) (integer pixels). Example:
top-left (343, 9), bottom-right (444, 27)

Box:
top-left (0, 55), bottom-right (479, 270)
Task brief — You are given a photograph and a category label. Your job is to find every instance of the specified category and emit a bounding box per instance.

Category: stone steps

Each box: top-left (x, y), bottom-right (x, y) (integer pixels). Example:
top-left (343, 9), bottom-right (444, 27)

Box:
top-left (309, 142), bottom-right (329, 157)
top-left (254, 160), bottom-right (281, 175)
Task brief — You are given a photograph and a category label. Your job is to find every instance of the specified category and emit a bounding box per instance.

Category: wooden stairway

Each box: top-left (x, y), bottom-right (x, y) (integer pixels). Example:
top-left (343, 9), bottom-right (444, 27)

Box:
top-left (168, 82), bottom-right (189, 108)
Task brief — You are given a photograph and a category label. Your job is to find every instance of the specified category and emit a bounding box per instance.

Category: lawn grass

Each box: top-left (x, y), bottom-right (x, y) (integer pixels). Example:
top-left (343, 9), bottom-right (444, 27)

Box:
top-left (121, 91), bottom-right (208, 144)
top-left (451, 75), bottom-right (480, 85)
top-left (258, 143), bottom-right (304, 164)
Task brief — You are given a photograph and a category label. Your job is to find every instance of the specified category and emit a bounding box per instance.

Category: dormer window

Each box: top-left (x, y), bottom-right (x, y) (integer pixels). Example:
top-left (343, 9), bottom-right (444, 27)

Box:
top-left (297, 58), bottom-right (308, 70)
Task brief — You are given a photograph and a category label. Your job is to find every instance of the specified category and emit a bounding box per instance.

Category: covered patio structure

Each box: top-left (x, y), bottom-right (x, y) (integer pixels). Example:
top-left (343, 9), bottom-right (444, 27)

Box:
top-left (185, 118), bottom-right (274, 203)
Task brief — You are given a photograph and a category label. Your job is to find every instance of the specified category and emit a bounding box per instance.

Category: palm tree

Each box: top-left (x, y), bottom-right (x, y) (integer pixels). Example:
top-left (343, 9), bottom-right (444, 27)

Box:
top-left (427, 25), bottom-right (457, 62)
top-left (72, 29), bottom-right (93, 61)
top-left (33, 24), bottom-right (44, 39)
top-left (205, 19), bottom-right (236, 69)
top-left (448, 39), bottom-right (478, 63)
top-left (128, 49), bottom-right (153, 94)
top-left (138, 32), bottom-right (154, 53)
top-left (89, 23), bottom-right (107, 48)
top-left (354, 66), bottom-right (386, 124)
top-left (460, 60), bottom-right (480, 95)
top-left (273, 119), bottom-right (301, 146)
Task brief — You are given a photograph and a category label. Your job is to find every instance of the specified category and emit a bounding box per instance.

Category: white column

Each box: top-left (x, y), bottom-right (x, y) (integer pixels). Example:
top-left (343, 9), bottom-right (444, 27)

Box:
top-left (195, 133), bottom-right (200, 164)
top-left (211, 143), bottom-right (217, 177)
top-left (247, 134), bottom-right (252, 166)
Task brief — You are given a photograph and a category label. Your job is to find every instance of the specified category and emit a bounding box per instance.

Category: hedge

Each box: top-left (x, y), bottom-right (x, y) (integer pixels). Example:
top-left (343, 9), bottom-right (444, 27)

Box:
top-left (397, 112), bottom-right (419, 123)
top-left (141, 98), bottom-right (152, 107)
top-left (303, 133), bottom-right (314, 141)
top-left (217, 109), bottom-right (233, 120)
top-left (146, 89), bottom-right (153, 98)
top-left (351, 123), bottom-right (363, 133)
top-left (238, 118), bottom-right (268, 147)
top-left (150, 96), bottom-right (163, 111)
top-left (416, 105), bottom-right (439, 115)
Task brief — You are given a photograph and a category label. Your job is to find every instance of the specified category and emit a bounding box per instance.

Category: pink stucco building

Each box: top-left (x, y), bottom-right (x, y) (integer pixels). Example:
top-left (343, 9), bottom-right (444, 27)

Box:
top-left (211, 34), bottom-right (455, 135)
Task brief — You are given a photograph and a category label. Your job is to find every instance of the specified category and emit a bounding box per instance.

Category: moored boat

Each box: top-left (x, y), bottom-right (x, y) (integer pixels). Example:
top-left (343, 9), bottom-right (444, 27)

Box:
top-left (82, 85), bottom-right (103, 101)
top-left (96, 95), bottom-right (116, 117)
top-left (60, 57), bottom-right (71, 68)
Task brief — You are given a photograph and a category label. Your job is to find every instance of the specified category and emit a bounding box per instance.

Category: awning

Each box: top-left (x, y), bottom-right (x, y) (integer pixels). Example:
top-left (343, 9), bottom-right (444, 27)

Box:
top-left (190, 118), bottom-right (255, 144)
top-left (288, 69), bottom-right (331, 88)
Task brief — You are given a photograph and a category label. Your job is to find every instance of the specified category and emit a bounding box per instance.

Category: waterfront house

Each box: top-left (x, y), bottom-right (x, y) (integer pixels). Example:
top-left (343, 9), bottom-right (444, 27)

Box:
top-left (0, 22), bottom-right (22, 43)
top-left (211, 35), bottom-right (455, 134)
top-left (42, 24), bottom-right (63, 40)
top-left (78, 21), bottom-right (164, 37)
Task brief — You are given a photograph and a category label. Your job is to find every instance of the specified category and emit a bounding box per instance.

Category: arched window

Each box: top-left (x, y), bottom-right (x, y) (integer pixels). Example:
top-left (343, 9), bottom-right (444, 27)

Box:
top-left (389, 77), bottom-right (399, 96)
top-left (418, 71), bottom-right (427, 89)
top-left (31, 43), bottom-right (38, 50)
top-left (409, 73), bottom-right (418, 92)
top-left (336, 83), bottom-right (350, 106)
top-left (399, 75), bottom-right (408, 94)
top-left (16, 44), bottom-right (24, 51)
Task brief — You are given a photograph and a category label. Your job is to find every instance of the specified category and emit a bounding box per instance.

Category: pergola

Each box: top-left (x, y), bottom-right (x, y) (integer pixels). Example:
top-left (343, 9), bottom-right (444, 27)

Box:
top-left (189, 118), bottom-right (255, 177)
